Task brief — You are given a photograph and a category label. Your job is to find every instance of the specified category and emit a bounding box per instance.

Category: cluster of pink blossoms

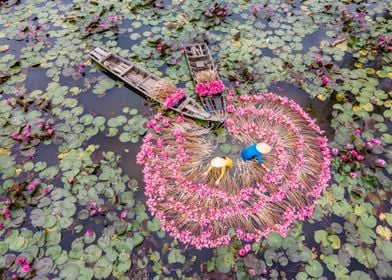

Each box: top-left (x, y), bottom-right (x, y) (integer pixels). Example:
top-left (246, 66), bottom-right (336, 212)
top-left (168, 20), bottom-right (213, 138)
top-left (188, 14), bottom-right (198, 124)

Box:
top-left (137, 93), bottom-right (331, 248)
top-left (16, 257), bottom-right (31, 273)
top-left (333, 128), bottom-right (387, 177)
top-left (84, 15), bottom-right (120, 33)
top-left (238, 244), bottom-right (251, 257)
top-left (11, 121), bottom-right (54, 143)
top-left (11, 124), bottom-right (32, 142)
top-left (88, 202), bottom-right (104, 216)
top-left (152, 38), bottom-right (176, 57)
top-left (195, 80), bottom-right (225, 97)
top-left (204, 3), bottom-right (229, 18)
top-left (163, 89), bottom-right (186, 109)
top-left (375, 35), bottom-right (392, 52)
top-left (27, 180), bottom-right (39, 191)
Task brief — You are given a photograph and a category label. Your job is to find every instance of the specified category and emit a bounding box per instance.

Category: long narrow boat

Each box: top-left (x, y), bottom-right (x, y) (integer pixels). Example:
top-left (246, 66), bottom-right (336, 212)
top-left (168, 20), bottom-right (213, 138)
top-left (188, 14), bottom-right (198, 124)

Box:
top-left (184, 43), bottom-right (226, 120)
top-left (89, 47), bottom-right (222, 122)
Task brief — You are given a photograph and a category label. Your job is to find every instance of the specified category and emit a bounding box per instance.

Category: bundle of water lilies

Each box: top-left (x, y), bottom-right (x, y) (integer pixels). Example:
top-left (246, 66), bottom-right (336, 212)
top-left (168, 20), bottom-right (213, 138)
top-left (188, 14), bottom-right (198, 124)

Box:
top-left (152, 80), bottom-right (186, 110)
top-left (194, 70), bottom-right (226, 97)
top-left (137, 91), bottom-right (331, 249)
top-left (193, 69), bottom-right (226, 118)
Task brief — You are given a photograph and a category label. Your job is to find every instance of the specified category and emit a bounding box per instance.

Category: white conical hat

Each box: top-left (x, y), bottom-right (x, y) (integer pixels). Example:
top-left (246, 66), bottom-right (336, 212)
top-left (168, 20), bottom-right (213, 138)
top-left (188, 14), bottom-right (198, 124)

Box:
top-left (210, 157), bottom-right (226, 168)
top-left (256, 142), bottom-right (272, 154)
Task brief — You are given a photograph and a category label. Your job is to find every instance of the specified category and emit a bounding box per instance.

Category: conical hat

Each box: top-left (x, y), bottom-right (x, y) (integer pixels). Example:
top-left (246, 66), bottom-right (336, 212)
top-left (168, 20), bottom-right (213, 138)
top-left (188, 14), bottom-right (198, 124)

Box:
top-left (256, 142), bottom-right (272, 154)
top-left (210, 157), bottom-right (226, 168)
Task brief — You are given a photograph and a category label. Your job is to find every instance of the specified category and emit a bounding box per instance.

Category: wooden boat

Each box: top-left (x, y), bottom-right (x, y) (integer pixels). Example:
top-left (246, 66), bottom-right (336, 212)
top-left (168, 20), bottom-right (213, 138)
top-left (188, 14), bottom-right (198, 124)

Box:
top-left (89, 47), bottom-right (222, 122)
top-left (184, 43), bottom-right (226, 120)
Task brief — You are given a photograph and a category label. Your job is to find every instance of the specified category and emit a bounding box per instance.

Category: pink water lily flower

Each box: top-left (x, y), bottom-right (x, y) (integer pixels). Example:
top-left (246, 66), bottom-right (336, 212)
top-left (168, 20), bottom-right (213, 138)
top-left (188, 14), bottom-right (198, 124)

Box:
top-left (21, 264), bottom-right (30, 273)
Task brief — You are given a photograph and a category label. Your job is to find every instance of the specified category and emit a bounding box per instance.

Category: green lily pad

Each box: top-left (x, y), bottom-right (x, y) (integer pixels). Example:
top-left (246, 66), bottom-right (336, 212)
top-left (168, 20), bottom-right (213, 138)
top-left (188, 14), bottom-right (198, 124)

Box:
top-left (305, 260), bottom-right (324, 278)
top-left (216, 251), bottom-right (234, 273)
top-left (267, 232), bottom-right (282, 248)
top-left (167, 248), bottom-right (185, 264)
top-left (60, 263), bottom-right (80, 280)
top-left (93, 257), bottom-right (113, 279)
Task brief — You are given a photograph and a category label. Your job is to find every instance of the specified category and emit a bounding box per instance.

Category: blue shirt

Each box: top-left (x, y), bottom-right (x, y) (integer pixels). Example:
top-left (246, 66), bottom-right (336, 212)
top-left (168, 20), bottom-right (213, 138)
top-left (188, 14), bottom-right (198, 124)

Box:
top-left (241, 144), bottom-right (263, 164)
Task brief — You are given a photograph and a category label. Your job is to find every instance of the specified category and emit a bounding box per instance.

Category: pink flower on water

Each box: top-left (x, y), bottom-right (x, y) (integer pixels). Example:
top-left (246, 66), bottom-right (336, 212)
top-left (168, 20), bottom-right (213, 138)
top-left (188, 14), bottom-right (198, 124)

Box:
top-left (244, 244), bottom-right (251, 252)
top-left (252, 6), bottom-right (261, 14)
top-left (350, 150), bottom-right (358, 157)
top-left (332, 148), bottom-right (339, 155)
top-left (21, 264), bottom-right (30, 273)
top-left (68, 177), bottom-right (75, 184)
top-left (108, 15), bottom-right (119, 23)
top-left (249, 268), bottom-right (256, 276)
top-left (353, 129), bottom-right (361, 135)
top-left (349, 172), bottom-right (357, 179)
top-left (90, 209), bottom-right (97, 216)
top-left (357, 155), bottom-right (364, 161)
top-left (321, 75), bottom-right (329, 86)
top-left (234, 81), bottom-right (240, 87)
top-left (85, 229), bottom-right (93, 236)
top-left (120, 211), bottom-right (127, 219)
top-left (341, 155), bottom-right (347, 162)
top-left (371, 138), bottom-right (381, 146)
top-left (376, 159), bottom-right (386, 167)
top-left (27, 184), bottom-right (35, 191)
top-left (78, 63), bottom-right (85, 72)
top-left (345, 144), bottom-right (353, 150)
top-left (238, 248), bottom-right (247, 257)
top-left (173, 57), bottom-right (180, 64)
top-left (17, 257), bottom-right (25, 265)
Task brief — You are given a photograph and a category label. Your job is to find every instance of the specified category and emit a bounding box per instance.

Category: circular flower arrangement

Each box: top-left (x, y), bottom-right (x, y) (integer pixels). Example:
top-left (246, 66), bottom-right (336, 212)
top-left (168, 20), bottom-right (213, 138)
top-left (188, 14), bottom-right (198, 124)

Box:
top-left (137, 93), bottom-right (331, 249)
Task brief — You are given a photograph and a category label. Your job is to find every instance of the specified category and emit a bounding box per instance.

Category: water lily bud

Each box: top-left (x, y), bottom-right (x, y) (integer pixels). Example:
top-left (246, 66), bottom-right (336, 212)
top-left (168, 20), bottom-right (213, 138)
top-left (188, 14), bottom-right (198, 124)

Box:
top-left (120, 211), bottom-right (127, 219)
top-left (353, 129), bottom-right (361, 135)
top-left (376, 159), bottom-right (386, 167)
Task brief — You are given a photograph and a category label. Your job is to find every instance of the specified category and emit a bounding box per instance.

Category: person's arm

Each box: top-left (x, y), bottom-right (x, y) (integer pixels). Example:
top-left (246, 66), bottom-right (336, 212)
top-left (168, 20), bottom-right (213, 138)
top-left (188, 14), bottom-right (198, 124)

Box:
top-left (256, 152), bottom-right (263, 164)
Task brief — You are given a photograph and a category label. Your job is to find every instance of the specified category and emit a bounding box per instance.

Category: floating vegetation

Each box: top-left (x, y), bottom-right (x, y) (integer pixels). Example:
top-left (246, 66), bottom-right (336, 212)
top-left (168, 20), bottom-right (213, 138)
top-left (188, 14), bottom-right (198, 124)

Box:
top-left (0, 0), bottom-right (391, 279)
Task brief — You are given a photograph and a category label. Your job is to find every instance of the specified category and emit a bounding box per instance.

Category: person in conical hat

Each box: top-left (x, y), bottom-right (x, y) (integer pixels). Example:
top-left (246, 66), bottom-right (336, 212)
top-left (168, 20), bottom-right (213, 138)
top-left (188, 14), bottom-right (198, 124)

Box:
top-left (240, 142), bottom-right (272, 164)
top-left (205, 156), bottom-right (234, 185)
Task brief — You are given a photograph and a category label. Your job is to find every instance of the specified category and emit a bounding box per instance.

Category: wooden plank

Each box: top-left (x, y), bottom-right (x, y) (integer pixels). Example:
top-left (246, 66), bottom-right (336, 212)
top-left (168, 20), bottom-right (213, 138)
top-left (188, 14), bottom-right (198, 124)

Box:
top-left (121, 65), bottom-right (134, 76)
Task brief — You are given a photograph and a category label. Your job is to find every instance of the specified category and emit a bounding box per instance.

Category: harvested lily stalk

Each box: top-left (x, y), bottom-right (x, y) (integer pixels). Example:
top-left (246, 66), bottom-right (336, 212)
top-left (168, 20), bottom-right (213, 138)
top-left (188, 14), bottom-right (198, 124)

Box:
top-left (151, 80), bottom-right (177, 101)
top-left (195, 70), bottom-right (218, 84)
